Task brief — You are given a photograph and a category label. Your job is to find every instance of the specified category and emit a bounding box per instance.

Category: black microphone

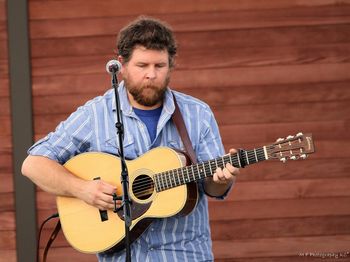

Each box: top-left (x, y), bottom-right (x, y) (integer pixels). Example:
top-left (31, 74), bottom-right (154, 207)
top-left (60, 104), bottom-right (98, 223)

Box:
top-left (106, 60), bottom-right (122, 74)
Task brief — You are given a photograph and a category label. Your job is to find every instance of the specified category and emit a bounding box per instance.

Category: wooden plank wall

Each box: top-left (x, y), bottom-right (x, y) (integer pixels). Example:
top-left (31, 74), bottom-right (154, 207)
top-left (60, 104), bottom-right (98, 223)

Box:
top-left (2, 0), bottom-right (350, 261)
top-left (0, 0), bottom-right (17, 261)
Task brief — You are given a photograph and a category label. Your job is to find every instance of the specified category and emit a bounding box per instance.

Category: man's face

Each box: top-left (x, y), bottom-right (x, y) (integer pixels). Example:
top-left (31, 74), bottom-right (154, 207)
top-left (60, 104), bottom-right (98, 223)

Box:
top-left (121, 45), bottom-right (171, 109)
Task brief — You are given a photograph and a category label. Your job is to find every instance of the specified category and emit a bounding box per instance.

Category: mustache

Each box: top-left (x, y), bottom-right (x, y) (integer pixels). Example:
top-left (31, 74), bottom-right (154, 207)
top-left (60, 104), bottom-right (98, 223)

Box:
top-left (142, 82), bottom-right (160, 89)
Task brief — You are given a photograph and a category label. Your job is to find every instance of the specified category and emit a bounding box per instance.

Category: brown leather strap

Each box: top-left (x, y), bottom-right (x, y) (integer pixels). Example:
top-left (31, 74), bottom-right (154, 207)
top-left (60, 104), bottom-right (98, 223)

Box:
top-left (43, 220), bottom-right (61, 262)
top-left (171, 93), bottom-right (197, 164)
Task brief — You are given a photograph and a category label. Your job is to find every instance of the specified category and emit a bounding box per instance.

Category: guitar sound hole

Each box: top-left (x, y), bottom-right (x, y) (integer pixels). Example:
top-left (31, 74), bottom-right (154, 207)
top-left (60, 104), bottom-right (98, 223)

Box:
top-left (132, 175), bottom-right (154, 200)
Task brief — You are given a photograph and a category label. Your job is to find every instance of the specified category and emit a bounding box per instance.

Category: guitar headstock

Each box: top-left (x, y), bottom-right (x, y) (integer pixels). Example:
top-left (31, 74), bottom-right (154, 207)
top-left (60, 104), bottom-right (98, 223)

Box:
top-left (267, 132), bottom-right (315, 163)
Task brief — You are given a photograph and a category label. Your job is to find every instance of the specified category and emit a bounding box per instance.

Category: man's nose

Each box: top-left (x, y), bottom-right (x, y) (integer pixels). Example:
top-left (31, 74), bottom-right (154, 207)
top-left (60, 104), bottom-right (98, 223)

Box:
top-left (145, 66), bottom-right (156, 79)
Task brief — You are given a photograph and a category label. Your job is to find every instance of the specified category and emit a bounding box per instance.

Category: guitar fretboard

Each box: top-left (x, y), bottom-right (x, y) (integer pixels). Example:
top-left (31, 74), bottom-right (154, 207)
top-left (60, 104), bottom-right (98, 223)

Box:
top-left (154, 147), bottom-right (267, 192)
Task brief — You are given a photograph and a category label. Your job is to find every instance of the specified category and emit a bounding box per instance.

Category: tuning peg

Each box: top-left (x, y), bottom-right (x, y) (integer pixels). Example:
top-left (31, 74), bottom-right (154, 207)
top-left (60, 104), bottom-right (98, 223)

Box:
top-left (300, 154), bottom-right (307, 159)
top-left (286, 135), bottom-right (294, 139)
top-left (276, 138), bottom-right (284, 142)
top-left (280, 157), bottom-right (287, 163)
top-left (290, 156), bottom-right (297, 160)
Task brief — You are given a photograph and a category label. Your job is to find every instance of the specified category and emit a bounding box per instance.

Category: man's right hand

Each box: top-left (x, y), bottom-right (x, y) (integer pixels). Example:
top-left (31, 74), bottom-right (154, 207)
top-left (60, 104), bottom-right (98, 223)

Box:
top-left (81, 179), bottom-right (120, 210)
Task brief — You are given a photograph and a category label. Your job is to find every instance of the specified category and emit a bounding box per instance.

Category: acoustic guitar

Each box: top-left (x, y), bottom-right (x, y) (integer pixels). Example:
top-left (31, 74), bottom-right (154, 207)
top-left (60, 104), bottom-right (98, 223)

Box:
top-left (56, 132), bottom-right (315, 254)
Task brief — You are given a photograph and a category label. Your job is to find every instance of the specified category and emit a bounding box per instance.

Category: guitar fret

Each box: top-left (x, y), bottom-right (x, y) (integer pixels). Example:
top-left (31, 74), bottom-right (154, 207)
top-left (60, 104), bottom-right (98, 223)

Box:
top-left (202, 162), bottom-right (206, 177)
top-left (214, 158), bottom-right (219, 169)
top-left (195, 164), bottom-right (199, 179)
top-left (263, 146), bottom-right (268, 160)
top-left (165, 171), bottom-right (169, 189)
top-left (162, 174), bottom-right (165, 190)
top-left (154, 174), bottom-right (158, 191)
top-left (221, 156), bottom-right (225, 169)
top-left (156, 174), bottom-right (161, 191)
top-left (169, 171), bottom-right (173, 187)
top-left (236, 153), bottom-right (242, 168)
top-left (165, 172), bottom-right (169, 188)
top-left (177, 170), bottom-right (181, 185)
top-left (171, 170), bottom-right (176, 187)
top-left (160, 174), bottom-right (164, 191)
top-left (168, 171), bottom-right (172, 188)
top-left (160, 173), bottom-right (166, 190)
top-left (254, 149), bottom-right (258, 162)
top-left (208, 160), bottom-right (213, 174)
top-left (176, 168), bottom-right (185, 185)
top-left (181, 168), bottom-right (188, 183)
top-left (186, 166), bottom-right (191, 182)
top-left (196, 164), bottom-right (202, 179)
top-left (176, 168), bottom-right (182, 185)
top-left (191, 165), bottom-right (195, 181)
top-left (259, 147), bottom-right (267, 161)
top-left (247, 150), bottom-right (252, 164)
top-left (170, 172), bottom-right (173, 187)
top-left (245, 151), bottom-right (250, 165)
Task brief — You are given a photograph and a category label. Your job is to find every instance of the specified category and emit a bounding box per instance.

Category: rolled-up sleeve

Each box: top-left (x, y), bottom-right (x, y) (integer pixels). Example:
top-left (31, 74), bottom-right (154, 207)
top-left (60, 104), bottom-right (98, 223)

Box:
top-left (28, 106), bottom-right (93, 164)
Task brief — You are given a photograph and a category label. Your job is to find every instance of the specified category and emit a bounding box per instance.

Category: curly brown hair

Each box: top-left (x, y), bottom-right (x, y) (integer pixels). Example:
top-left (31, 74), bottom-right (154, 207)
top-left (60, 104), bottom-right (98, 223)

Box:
top-left (117, 16), bottom-right (177, 67)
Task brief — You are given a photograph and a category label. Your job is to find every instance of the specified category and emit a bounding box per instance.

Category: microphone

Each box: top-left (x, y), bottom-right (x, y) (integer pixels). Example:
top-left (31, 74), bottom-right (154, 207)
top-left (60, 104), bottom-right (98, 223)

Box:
top-left (106, 60), bottom-right (122, 74)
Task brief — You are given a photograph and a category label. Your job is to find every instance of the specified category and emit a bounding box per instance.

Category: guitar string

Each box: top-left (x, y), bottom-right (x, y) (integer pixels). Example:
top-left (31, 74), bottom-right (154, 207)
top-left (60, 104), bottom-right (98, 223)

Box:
top-left (131, 149), bottom-right (269, 192)
top-left (129, 148), bottom-right (271, 195)
top-left (129, 148), bottom-right (268, 189)
top-left (102, 143), bottom-right (288, 197)
top-left (130, 148), bottom-right (270, 193)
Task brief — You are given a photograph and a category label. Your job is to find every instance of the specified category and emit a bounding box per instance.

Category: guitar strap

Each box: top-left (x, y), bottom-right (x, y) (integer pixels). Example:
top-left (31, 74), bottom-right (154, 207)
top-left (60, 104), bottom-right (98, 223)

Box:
top-left (171, 93), bottom-right (197, 165)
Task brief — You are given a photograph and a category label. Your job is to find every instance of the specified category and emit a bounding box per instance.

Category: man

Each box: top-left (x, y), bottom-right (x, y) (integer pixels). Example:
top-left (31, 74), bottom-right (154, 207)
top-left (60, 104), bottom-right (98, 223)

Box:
top-left (22, 16), bottom-right (239, 261)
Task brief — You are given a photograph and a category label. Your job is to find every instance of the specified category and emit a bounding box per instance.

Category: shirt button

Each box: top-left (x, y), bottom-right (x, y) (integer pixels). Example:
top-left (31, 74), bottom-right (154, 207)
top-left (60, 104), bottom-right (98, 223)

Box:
top-left (150, 247), bottom-right (154, 251)
top-left (151, 228), bottom-right (155, 232)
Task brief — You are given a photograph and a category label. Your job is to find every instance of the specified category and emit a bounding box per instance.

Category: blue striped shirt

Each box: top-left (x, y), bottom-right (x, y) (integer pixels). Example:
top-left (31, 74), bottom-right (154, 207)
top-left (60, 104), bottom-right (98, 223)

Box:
top-left (29, 82), bottom-right (226, 261)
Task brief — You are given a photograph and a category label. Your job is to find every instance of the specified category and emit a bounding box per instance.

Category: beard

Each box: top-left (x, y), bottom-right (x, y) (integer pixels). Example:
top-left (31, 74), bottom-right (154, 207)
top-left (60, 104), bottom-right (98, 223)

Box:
top-left (124, 75), bottom-right (170, 107)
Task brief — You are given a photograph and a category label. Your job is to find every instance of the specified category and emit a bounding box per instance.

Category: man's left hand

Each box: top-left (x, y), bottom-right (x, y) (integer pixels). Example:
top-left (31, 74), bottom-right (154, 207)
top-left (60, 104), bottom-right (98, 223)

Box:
top-left (212, 148), bottom-right (240, 184)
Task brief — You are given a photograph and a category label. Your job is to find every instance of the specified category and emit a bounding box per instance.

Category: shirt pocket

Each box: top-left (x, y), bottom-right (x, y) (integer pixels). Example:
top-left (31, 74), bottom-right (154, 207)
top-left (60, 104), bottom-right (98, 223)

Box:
top-left (105, 136), bottom-right (137, 160)
top-left (167, 140), bottom-right (185, 152)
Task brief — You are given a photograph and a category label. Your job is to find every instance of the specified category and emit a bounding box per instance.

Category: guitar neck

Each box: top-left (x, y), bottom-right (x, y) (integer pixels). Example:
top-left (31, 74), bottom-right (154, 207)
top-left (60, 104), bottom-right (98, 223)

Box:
top-left (155, 147), bottom-right (267, 192)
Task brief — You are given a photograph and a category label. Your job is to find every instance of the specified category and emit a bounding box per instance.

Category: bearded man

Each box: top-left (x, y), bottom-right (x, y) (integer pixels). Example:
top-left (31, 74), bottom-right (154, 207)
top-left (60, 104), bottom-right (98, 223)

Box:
top-left (22, 16), bottom-right (239, 262)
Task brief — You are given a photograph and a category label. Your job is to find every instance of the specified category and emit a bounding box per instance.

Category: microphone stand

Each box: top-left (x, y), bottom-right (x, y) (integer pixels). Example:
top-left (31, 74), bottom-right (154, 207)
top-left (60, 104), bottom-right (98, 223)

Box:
top-left (110, 69), bottom-right (132, 262)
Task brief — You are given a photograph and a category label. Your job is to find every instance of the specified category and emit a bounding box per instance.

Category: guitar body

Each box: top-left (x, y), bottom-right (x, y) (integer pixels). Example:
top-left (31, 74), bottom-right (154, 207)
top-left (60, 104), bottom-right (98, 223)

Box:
top-left (56, 147), bottom-right (198, 254)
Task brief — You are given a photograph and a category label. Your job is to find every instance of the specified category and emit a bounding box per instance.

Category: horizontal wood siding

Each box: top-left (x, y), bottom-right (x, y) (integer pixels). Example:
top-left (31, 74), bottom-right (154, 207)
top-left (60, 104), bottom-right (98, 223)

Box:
top-left (0, 0), bottom-right (16, 261)
top-left (3, 0), bottom-right (349, 261)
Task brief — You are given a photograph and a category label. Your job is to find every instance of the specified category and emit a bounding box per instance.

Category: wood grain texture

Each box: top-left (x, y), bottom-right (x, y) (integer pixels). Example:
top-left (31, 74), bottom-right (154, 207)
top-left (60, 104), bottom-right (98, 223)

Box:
top-left (28, 0), bottom-right (350, 20)
top-left (212, 235), bottom-right (350, 259)
top-left (210, 215), bottom-right (350, 240)
top-left (0, 250), bottom-right (16, 262)
top-left (27, 6), bottom-right (350, 40)
top-left (30, 63), bottom-right (350, 100)
top-left (29, 24), bottom-right (350, 58)
top-left (0, 173), bottom-right (14, 193)
top-left (0, 1), bottom-right (16, 261)
top-left (208, 197), bottom-right (350, 220)
top-left (29, 42), bottom-right (350, 77)
top-left (4, 0), bottom-right (349, 260)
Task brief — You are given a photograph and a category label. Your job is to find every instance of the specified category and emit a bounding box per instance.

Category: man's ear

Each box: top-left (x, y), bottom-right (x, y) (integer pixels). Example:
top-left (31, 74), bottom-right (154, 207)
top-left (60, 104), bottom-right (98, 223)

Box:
top-left (118, 55), bottom-right (124, 64)
top-left (169, 56), bottom-right (177, 71)
top-left (118, 56), bottom-right (125, 74)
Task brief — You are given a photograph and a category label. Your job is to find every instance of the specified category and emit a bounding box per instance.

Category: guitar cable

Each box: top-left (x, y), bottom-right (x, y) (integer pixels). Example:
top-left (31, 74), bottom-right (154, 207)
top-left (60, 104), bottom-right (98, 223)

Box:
top-left (37, 212), bottom-right (60, 262)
